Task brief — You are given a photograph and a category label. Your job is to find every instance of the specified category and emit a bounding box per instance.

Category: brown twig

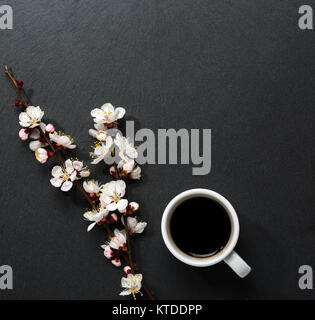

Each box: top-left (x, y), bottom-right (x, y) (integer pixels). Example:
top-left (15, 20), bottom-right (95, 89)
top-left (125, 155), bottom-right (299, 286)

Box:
top-left (113, 162), bottom-right (120, 179)
top-left (123, 215), bottom-right (135, 272)
top-left (4, 64), bottom-right (29, 107)
top-left (103, 223), bottom-right (113, 237)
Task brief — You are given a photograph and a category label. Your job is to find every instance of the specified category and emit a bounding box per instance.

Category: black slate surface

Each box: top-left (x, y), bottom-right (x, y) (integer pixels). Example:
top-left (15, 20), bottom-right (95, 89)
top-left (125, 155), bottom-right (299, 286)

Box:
top-left (0, 0), bottom-right (315, 299)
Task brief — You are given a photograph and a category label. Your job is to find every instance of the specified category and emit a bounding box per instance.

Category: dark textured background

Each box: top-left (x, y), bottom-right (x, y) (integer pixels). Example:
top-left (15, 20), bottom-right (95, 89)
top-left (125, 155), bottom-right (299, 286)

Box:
top-left (0, 0), bottom-right (315, 299)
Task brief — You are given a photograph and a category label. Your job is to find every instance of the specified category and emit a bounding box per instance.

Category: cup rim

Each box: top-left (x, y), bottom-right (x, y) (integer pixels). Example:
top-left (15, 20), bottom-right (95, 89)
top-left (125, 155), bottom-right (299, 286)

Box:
top-left (161, 188), bottom-right (240, 267)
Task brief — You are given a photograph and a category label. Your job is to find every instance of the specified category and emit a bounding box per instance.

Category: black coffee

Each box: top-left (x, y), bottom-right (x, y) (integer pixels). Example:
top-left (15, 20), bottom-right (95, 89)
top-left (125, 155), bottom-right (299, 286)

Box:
top-left (170, 197), bottom-right (231, 258)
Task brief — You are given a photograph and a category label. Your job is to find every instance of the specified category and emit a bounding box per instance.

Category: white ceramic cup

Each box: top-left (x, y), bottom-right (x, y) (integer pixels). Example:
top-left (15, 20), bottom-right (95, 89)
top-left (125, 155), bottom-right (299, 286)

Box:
top-left (161, 189), bottom-right (251, 278)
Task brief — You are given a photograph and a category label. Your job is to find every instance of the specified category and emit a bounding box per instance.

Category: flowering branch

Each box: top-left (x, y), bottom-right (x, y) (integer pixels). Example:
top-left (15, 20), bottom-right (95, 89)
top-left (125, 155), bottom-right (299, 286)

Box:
top-left (4, 65), bottom-right (155, 300)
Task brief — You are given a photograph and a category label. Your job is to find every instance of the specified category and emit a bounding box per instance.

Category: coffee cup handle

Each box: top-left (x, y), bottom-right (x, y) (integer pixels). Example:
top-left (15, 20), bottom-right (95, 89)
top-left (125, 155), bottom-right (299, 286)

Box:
top-left (224, 251), bottom-right (251, 278)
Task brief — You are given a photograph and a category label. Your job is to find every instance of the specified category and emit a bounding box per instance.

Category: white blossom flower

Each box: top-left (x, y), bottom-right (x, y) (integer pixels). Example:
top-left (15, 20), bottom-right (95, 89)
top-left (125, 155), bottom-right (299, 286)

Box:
top-left (108, 229), bottom-right (126, 250)
top-left (35, 148), bottom-right (48, 164)
top-left (49, 132), bottom-right (76, 149)
top-left (129, 166), bottom-right (141, 180)
top-left (84, 207), bottom-right (109, 231)
top-left (29, 125), bottom-right (48, 151)
top-left (29, 140), bottom-right (47, 151)
top-left (120, 273), bottom-right (143, 299)
top-left (19, 106), bottom-right (44, 128)
top-left (100, 243), bottom-right (121, 267)
top-left (90, 136), bottom-right (113, 164)
top-left (50, 159), bottom-right (88, 191)
top-left (117, 159), bottom-right (141, 180)
top-left (89, 123), bottom-right (109, 142)
top-left (50, 165), bottom-right (73, 192)
top-left (65, 159), bottom-right (90, 181)
top-left (100, 180), bottom-right (128, 212)
top-left (83, 179), bottom-right (101, 195)
top-left (91, 103), bottom-right (125, 126)
top-left (101, 231), bottom-right (125, 266)
top-left (18, 122), bottom-right (48, 150)
top-left (122, 217), bottom-right (147, 235)
top-left (114, 133), bottom-right (138, 161)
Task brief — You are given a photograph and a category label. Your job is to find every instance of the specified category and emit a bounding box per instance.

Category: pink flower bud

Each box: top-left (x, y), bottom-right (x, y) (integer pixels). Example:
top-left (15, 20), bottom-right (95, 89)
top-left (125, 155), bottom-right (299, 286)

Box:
top-left (19, 128), bottom-right (29, 141)
top-left (111, 258), bottom-right (121, 267)
top-left (109, 166), bottom-right (116, 177)
top-left (45, 123), bottom-right (55, 133)
top-left (103, 245), bottom-right (113, 259)
top-left (14, 99), bottom-right (23, 107)
top-left (123, 266), bottom-right (132, 275)
top-left (110, 213), bottom-right (118, 222)
top-left (128, 202), bottom-right (139, 213)
top-left (17, 80), bottom-right (24, 88)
